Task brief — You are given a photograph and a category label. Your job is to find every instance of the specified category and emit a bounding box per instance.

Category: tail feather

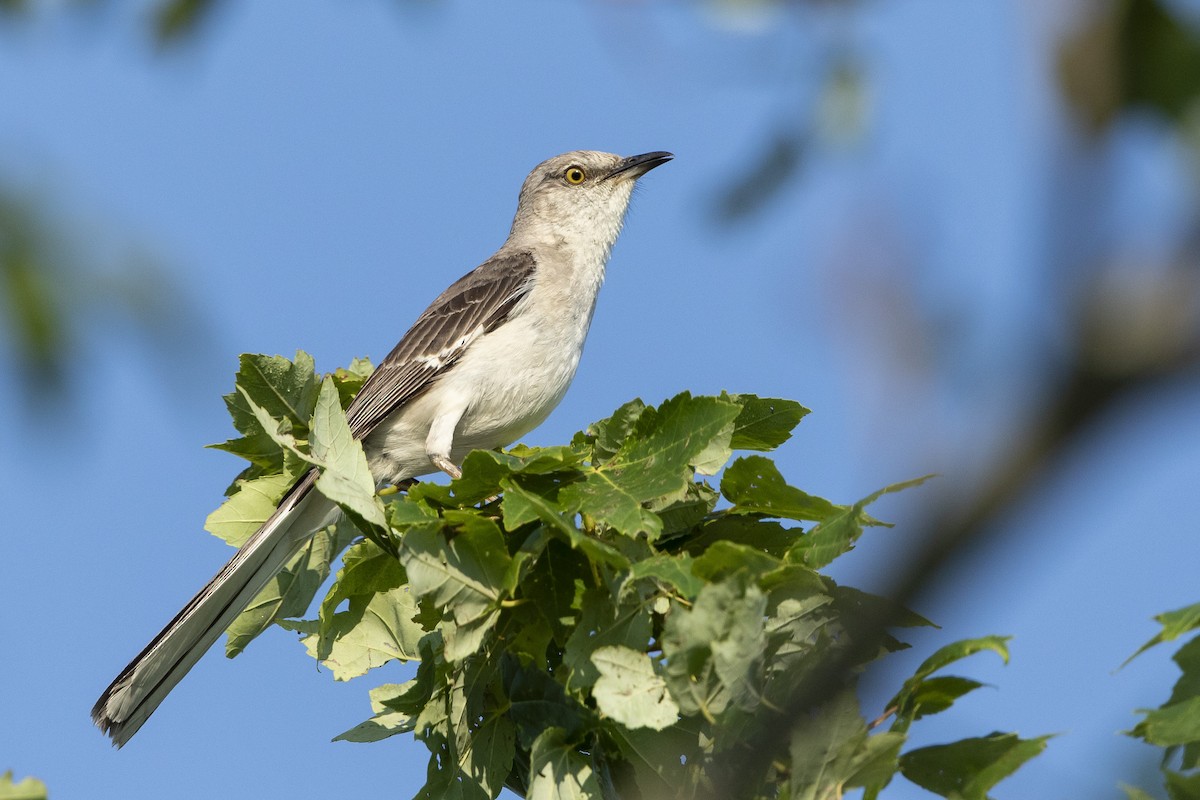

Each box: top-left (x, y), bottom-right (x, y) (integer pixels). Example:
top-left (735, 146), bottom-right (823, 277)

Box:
top-left (92, 470), bottom-right (337, 747)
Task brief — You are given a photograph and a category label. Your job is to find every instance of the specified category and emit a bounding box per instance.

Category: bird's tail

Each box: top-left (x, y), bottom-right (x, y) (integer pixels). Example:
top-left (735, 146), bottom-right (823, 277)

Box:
top-left (92, 471), bottom-right (337, 747)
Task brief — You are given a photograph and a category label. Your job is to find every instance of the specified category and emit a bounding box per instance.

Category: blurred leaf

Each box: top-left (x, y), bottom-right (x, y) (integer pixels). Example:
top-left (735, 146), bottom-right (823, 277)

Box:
top-left (1058, 0), bottom-right (1200, 130)
top-left (1120, 0), bottom-right (1200, 121)
top-left (0, 771), bottom-right (47, 800)
top-left (662, 576), bottom-right (767, 717)
top-left (788, 689), bottom-right (868, 799)
top-left (713, 133), bottom-right (805, 223)
top-left (0, 192), bottom-right (67, 394)
top-left (152, 0), bottom-right (222, 44)
top-left (1166, 770), bottom-right (1200, 800)
top-left (899, 732), bottom-right (1052, 800)
top-left (1122, 785), bottom-right (1159, 800)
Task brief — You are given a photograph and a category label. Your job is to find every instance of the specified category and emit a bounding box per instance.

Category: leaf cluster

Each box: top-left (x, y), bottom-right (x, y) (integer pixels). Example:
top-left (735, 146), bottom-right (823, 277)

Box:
top-left (1123, 603), bottom-right (1200, 799)
top-left (205, 352), bottom-right (1048, 799)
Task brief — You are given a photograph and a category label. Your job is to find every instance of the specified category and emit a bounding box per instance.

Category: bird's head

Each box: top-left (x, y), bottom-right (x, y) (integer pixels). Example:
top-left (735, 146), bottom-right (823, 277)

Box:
top-left (509, 150), bottom-right (672, 255)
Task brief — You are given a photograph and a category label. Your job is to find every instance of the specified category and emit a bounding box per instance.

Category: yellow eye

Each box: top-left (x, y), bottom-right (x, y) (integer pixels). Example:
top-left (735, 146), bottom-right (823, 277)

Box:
top-left (565, 166), bottom-right (586, 185)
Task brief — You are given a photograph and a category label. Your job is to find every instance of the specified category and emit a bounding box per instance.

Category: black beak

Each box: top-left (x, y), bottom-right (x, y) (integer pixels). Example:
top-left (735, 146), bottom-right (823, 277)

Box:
top-left (603, 151), bottom-right (674, 181)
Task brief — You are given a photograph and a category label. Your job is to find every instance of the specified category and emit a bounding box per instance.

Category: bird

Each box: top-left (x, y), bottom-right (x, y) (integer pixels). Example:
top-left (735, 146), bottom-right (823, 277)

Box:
top-left (92, 149), bottom-right (672, 746)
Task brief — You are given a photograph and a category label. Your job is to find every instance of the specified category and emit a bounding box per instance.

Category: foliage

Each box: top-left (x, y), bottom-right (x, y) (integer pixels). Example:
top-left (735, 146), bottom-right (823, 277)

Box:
top-left (1122, 602), bottom-right (1200, 799)
top-left (200, 352), bottom-right (1048, 799)
top-left (0, 772), bottom-right (47, 800)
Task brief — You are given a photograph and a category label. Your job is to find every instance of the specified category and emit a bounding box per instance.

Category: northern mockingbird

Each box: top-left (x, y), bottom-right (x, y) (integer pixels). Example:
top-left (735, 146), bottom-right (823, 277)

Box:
top-left (93, 149), bottom-right (672, 746)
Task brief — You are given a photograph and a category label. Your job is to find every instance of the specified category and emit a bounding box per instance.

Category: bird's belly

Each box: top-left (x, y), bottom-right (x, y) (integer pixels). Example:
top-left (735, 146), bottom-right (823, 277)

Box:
top-left (363, 312), bottom-right (588, 483)
top-left (447, 320), bottom-right (583, 452)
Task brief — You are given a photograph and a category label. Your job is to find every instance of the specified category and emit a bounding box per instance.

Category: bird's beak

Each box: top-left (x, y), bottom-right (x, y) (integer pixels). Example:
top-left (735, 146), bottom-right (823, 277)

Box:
top-left (603, 151), bottom-right (674, 182)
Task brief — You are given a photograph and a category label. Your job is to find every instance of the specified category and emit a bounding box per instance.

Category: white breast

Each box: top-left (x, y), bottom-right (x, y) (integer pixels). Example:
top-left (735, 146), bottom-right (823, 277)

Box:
top-left (363, 248), bottom-right (607, 484)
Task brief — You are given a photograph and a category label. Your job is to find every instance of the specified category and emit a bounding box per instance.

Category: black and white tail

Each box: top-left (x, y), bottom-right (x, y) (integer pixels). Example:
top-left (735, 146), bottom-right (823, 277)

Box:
top-left (92, 471), bottom-right (336, 747)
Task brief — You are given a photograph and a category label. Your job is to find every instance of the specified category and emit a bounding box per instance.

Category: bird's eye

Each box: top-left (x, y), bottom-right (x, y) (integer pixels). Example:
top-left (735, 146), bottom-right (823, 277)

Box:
top-left (564, 166), bottom-right (586, 185)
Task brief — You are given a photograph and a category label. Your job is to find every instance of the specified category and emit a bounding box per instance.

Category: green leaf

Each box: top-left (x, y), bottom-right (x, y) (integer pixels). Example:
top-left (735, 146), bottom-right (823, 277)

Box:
top-left (309, 376), bottom-right (390, 538)
top-left (519, 537), bottom-right (589, 646)
top-left (1127, 602), bottom-right (1200, 665)
top-left (0, 772), bottom-right (47, 800)
top-left (1166, 770), bottom-right (1200, 800)
top-left (331, 356), bottom-right (374, 408)
top-left (334, 681), bottom-right (420, 743)
top-left (583, 398), bottom-right (648, 461)
top-left (608, 721), bottom-right (702, 798)
top-left (721, 455), bottom-right (838, 522)
top-left (400, 518), bottom-right (512, 662)
top-left (629, 553), bottom-right (705, 600)
top-left (850, 732), bottom-right (906, 797)
top-left (204, 472), bottom-right (295, 547)
top-left (788, 689), bottom-right (870, 800)
top-left (899, 676), bottom-right (987, 722)
top-left (788, 474), bottom-right (935, 569)
top-left (899, 732), bottom-right (1052, 800)
top-left (561, 392), bottom-right (741, 538)
top-left (662, 576), bottom-right (767, 717)
top-left (692, 540), bottom-right (783, 583)
top-left (527, 727), bottom-right (600, 800)
top-left (908, 635), bottom-right (1011, 680)
top-left (502, 479), bottom-right (630, 570)
top-left (830, 585), bottom-right (936, 652)
top-left (458, 713), bottom-right (517, 799)
top-left (507, 661), bottom-right (587, 749)
top-left (683, 515), bottom-right (800, 559)
top-left (889, 636), bottom-right (1010, 729)
top-left (652, 480), bottom-right (719, 538)
top-left (726, 393), bottom-right (810, 451)
top-left (564, 590), bottom-right (653, 691)
top-left (223, 351), bottom-right (318, 438)
top-left (225, 520), bottom-right (356, 657)
top-left (299, 539), bottom-right (425, 679)
top-left (591, 645), bottom-right (680, 730)
top-left (1130, 696), bottom-right (1200, 747)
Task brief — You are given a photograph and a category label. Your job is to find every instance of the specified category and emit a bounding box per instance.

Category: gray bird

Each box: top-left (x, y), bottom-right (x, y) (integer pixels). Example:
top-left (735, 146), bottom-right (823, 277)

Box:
top-left (92, 149), bottom-right (672, 746)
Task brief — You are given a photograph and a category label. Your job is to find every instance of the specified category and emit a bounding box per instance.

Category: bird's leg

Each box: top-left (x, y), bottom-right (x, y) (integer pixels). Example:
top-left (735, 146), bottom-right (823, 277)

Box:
top-left (426, 407), bottom-right (466, 481)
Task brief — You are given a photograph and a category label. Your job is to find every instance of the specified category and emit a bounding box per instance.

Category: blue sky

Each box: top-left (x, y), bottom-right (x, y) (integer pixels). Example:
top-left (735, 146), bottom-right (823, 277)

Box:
top-left (2, 2), bottom-right (1198, 798)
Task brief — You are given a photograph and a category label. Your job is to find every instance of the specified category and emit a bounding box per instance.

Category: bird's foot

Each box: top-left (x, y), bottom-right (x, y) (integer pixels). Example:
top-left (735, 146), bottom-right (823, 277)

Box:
top-left (430, 454), bottom-right (462, 480)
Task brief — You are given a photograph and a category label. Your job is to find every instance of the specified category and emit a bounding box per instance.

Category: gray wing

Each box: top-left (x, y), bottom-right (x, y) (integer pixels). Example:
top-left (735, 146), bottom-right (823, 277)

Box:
top-left (344, 250), bottom-right (537, 439)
